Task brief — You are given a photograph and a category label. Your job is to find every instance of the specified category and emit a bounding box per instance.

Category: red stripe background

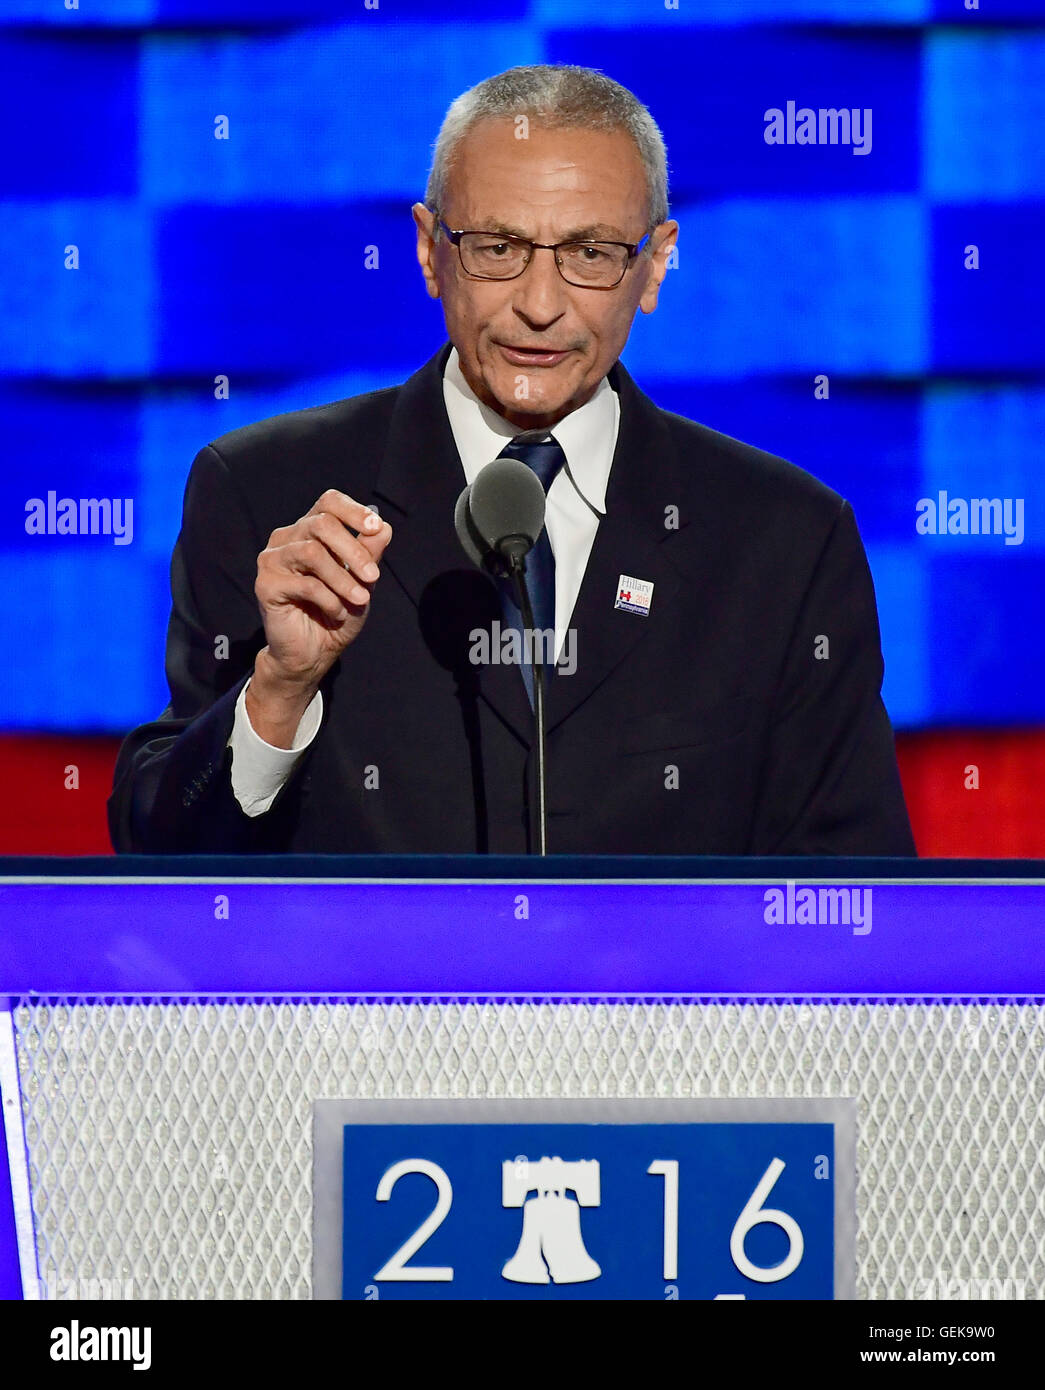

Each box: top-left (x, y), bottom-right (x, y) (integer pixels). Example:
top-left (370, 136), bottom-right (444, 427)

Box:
top-left (0, 731), bottom-right (1042, 858)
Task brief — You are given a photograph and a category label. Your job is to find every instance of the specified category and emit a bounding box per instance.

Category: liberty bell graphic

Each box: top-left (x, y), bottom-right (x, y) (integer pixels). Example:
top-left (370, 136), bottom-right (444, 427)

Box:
top-left (501, 1157), bottom-right (602, 1284)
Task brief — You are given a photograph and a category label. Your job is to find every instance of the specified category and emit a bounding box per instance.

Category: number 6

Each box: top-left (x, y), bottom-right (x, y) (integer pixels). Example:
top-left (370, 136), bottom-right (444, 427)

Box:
top-left (729, 1158), bottom-right (804, 1283)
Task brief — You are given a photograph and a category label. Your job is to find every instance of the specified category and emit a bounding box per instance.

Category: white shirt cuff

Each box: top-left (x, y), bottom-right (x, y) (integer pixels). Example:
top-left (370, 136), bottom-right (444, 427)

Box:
top-left (228, 679), bottom-right (323, 817)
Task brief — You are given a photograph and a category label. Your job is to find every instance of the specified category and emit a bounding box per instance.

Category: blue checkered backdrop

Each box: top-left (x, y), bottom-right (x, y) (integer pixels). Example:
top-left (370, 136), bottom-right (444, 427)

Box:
top-left (1, 0), bottom-right (1043, 733)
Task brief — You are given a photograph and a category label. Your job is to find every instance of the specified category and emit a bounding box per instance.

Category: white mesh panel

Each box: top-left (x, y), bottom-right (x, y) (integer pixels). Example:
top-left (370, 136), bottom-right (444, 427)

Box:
top-left (12, 997), bottom-right (1045, 1300)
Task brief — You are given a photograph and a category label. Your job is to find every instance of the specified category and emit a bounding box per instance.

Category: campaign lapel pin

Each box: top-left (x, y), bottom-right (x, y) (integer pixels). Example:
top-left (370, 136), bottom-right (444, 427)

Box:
top-left (614, 574), bottom-right (654, 616)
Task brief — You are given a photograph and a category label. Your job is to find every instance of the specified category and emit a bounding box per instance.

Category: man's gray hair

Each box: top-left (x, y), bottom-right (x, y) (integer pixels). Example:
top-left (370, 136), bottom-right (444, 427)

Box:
top-left (424, 64), bottom-right (669, 236)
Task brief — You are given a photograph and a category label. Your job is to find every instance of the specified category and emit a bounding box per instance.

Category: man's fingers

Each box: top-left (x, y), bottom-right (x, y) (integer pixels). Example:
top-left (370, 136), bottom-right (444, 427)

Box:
top-left (272, 573), bottom-right (352, 625)
top-left (358, 517), bottom-right (393, 562)
top-left (290, 539), bottom-right (372, 605)
top-left (262, 539), bottom-right (371, 607)
top-left (258, 493), bottom-right (392, 626)
top-left (294, 500), bottom-right (392, 576)
top-left (303, 512), bottom-right (384, 583)
top-left (305, 488), bottom-right (380, 535)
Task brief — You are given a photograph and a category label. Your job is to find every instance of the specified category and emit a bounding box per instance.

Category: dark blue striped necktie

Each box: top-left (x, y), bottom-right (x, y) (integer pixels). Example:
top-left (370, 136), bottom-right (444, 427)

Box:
top-left (497, 435), bottom-right (567, 706)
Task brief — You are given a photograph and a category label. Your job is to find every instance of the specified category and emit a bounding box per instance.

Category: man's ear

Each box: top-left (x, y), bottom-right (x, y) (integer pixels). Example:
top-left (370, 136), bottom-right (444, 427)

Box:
top-left (638, 220), bottom-right (679, 316)
top-left (412, 202), bottom-right (441, 301)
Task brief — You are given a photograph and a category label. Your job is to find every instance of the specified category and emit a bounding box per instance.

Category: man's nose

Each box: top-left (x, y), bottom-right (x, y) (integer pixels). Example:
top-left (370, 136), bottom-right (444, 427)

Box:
top-left (511, 245), bottom-right (569, 323)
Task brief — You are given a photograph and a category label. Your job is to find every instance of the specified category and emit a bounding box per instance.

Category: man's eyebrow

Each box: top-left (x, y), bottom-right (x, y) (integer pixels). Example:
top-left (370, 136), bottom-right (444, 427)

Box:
top-left (472, 221), bottom-right (531, 239)
top-left (455, 218), bottom-right (525, 237)
top-left (558, 223), bottom-right (631, 241)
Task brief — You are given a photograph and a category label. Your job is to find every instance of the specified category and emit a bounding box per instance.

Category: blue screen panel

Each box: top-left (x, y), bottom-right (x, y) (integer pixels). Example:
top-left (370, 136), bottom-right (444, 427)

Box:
top-left (154, 203), bottom-right (432, 376)
top-left (549, 27), bottom-right (920, 198)
top-left (0, 36), bottom-right (138, 197)
top-left (925, 32), bottom-right (1045, 200)
top-left (624, 197), bottom-right (927, 378)
top-left (931, 205), bottom-right (1045, 372)
top-left (927, 554), bottom-right (1045, 723)
top-left (0, 201), bottom-right (155, 378)
top-left (0, 552), bottom-right (169, 730)
top-left (139, 24), bottom-right (541, 204)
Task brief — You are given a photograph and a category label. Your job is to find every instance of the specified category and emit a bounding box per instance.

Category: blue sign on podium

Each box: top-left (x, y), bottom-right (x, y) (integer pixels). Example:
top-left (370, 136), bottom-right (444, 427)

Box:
top-left (313, 1099), bottom-right (854, 1300)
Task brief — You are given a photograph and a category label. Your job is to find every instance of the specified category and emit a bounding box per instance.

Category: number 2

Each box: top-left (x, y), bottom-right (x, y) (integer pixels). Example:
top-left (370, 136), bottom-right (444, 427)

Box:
top-left (373, 1159), bottom-right (454, 1282)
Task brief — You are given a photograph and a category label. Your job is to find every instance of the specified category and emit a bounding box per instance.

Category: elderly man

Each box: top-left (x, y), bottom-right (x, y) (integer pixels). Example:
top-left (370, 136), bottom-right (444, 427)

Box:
top-left (109, 64), bottom-right (915, 856)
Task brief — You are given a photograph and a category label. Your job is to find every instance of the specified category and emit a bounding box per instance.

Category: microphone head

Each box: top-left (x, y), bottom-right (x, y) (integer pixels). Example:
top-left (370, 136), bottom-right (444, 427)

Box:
top-left (468, 455), bottom-right (546, 558)
top-left (454, 483), bottom-right (488, 568)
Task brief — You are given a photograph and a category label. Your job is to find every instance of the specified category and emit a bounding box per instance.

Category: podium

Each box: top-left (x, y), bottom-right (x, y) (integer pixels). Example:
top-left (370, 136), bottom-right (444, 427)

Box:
top-left (2, 856), bottom-right (1043, 1301)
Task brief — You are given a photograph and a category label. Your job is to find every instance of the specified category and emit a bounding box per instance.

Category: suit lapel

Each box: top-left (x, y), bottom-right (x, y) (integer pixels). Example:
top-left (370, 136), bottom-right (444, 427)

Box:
top-left (372, 343), bottom-right (534, 744)
top-left (545, 360), bottom-right (686, 733)
top-left (371, 341), bottom-right (460, 606)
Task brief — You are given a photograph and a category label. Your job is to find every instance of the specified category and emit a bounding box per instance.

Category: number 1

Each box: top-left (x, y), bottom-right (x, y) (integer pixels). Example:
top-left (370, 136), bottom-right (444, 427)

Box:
top-left (647, 1160), bottom-right (679, 1280)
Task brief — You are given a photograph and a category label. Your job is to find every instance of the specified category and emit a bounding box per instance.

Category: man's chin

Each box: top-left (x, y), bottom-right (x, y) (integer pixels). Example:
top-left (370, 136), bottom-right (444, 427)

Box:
top-left (482, 372), bottom-right (584, 425)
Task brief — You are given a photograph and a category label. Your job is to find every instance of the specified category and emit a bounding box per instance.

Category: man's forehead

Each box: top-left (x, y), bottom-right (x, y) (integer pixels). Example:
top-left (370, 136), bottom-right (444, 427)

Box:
top-left (450, 118), bottom-right (644, 183)
top-left (444, 119), bottom-right (646, 225)
top-left (459, 114), bottom-right (639, 156)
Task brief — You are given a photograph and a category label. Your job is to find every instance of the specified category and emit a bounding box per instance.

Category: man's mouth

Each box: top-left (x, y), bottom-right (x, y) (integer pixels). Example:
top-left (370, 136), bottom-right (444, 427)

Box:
top-left (496, 343), bottom-right (573, 367)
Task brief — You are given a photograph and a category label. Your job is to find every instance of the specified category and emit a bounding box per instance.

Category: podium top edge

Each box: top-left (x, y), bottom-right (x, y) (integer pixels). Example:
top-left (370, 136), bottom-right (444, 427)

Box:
top-left (2, 854), bottom-right (1045, 881)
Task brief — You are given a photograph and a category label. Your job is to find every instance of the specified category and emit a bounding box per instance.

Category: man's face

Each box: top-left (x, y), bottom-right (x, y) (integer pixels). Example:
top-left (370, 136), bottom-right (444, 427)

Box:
top-left (413, 119), bottom-right (678, 431)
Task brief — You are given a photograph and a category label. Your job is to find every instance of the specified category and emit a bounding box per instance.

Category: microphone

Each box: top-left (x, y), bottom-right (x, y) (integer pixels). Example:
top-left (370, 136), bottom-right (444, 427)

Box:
top-left (455, 456), bottom-right (550, 856)
top-left (456, 456), bottom-right (546, 571)
top-left (453, 486), bottom-right (488, 570)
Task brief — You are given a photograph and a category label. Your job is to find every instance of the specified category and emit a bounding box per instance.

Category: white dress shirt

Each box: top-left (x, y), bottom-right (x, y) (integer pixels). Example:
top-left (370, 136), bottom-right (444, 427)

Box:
top-left (228, 346), bottom-right (620, 815)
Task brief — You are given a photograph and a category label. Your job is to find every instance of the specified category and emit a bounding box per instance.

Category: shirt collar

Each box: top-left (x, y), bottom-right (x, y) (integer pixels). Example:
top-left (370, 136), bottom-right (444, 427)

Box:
top-left (442, 345), bottom-right (618, 510)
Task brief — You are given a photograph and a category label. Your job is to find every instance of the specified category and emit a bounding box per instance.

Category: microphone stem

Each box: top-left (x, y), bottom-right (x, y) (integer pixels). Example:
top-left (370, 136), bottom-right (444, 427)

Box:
top-left (511, 558), bottom-right (547, 856)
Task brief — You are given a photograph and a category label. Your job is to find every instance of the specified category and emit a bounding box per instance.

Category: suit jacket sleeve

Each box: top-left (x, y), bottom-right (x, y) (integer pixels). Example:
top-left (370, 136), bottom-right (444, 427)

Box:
top-left (108, 443), bottom-right (309, 853)
top-left (749, 499), bottom-right (915, 856)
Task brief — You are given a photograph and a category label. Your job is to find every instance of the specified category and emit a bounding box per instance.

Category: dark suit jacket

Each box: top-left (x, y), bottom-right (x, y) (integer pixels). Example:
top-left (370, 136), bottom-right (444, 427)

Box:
top-left (109, 343), bottom-right (915, 856)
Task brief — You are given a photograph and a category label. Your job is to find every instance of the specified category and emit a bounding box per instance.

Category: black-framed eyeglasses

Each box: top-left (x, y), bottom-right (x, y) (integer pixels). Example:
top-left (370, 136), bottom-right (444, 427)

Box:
top-left (438, 219), bottom-right (652, 290)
